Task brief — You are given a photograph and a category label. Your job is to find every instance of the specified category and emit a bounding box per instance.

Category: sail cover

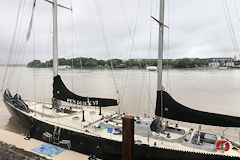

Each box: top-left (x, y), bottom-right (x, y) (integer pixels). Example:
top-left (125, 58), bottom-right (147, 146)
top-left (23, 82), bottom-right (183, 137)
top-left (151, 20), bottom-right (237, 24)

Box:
top-left (53, 75), bottom-right (118, 107)
top-left (155, 91), bottom-right (240, 127)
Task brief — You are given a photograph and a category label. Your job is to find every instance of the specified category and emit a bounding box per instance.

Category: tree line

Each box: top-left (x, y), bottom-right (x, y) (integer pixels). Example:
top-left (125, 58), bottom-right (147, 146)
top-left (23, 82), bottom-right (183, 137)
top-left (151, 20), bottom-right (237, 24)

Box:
top-left (27, 57), bottom-right (207, 68)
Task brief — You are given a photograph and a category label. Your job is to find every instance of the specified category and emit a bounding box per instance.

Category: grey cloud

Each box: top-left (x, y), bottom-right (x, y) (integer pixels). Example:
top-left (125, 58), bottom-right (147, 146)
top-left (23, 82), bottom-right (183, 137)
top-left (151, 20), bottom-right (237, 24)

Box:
top-left (0, 0), bottom-right (240, 64)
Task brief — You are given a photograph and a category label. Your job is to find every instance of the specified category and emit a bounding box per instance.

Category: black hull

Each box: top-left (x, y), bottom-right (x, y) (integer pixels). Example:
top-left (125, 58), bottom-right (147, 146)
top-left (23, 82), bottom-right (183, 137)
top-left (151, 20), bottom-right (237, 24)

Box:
top-left (4, 100), bottom-right (33, 130)
top-left (3, 100), bottom-right (239, 160)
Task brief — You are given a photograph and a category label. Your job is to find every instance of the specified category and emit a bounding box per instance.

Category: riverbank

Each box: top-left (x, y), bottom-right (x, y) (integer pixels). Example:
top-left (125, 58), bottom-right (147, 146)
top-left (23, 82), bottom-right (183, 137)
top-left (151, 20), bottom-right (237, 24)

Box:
top-left (0, 129), bottom-right (89, 160)
top-left (27, 57), bottom-right (208, 69)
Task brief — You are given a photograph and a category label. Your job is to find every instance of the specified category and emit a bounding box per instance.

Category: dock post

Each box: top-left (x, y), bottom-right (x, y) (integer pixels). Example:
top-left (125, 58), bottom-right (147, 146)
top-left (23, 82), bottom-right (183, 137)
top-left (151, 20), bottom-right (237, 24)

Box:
top-left (122, 115), bottom-right (134, 160)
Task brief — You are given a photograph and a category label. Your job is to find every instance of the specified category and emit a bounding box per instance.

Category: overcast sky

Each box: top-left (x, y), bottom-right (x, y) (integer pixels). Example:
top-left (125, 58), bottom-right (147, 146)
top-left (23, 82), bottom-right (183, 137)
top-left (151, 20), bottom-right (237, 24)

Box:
top-left (0, 0), bottom-right (240, 64)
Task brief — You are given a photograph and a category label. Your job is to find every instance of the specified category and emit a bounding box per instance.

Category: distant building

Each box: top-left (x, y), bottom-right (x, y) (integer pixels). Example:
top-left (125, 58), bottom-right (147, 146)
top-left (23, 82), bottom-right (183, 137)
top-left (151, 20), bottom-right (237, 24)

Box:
top-left (206, 58), bottom-right (234, 68)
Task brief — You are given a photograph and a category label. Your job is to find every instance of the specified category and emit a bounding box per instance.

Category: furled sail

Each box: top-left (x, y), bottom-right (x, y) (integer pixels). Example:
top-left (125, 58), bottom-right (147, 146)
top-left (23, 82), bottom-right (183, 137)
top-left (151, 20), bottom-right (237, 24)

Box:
top-left (155, 91), bottom-right (240, 127)
top-left (53, 75), bottom-right (118, 107)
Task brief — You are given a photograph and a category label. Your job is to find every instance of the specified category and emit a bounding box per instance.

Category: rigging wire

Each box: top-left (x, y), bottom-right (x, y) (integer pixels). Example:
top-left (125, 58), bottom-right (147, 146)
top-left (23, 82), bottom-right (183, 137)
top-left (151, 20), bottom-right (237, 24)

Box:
top-left (118, 0), bottom-right (156, 114)
top-left (94, 0), bottom-right (118, 90)
top-left (69, 0), bottom-right (83, 70)
top-left (1, 0), bottom-right (36, 132)
top-left (147, 0), bottom-right (154, 143)
top-left (147, 0), bottom-right (154, 117)
top-left (165, 0), bottom-right (172, 93)
top-left (233, 0), bottom-right (240, 22)
top-left (1, 0), bottom-right (23, 93)
top-left (1, 0), bottom-right (22, 93)
top-left (59, 18), bottom-right (68, 61)
top-left (136, 76), bottom-right (145, 116)
top-left (71, 5), bottom-right (74, 92)
top-left (118, 0), bottom-right (134, 101)
top-left (94, 0), bottom-right (120, 108)
top-left (118, 0), bottom-right (142, 113)
top-left (70, 14), bottom-right (83, 71)
top-left (233, 0), bottom-right (240, 59)
top-left (40, 13), bottom-right (52, 102)
top-left (8, 0), bottom-right (34, 92)
top-left (222, 0), bottom-right (240, 59)
top-left (33, 17), bottom-right (36, 114)
top-left (16, 35), bottom-right (29, 93)
top-left (85, 0), bottom-right (107, 66)
top-left (16, 0), bottom-right (36, 93)
top-left (58, 12), bottom-right (75, 92)
top-left (7, 0), bottom-right (27, 89)
top-left (73, 0), bottom-right (98, 94)
top-left (137, 0), bottom-right (154, 117)
top-left (118, 0), bottom-right (131, 113)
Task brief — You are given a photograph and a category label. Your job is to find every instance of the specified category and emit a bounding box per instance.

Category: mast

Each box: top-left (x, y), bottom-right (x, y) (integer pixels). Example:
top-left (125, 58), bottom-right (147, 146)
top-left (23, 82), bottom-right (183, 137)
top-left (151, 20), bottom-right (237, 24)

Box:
top-left (157, 0), bottom-right (164, 120)
top-left (52, 0), bottom-right (59, 108)
top-left (157, 0), bottom-right (164, 92)
top-left (47, 0), bottom-right (71, 108)
top-left (53, 0), bottom-right (58, 77)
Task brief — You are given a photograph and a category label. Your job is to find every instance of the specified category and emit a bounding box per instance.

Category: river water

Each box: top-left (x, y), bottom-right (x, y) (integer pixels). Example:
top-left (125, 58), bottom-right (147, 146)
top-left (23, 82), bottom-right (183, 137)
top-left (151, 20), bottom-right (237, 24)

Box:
top-left (1, 66), bottom-right (240, 140)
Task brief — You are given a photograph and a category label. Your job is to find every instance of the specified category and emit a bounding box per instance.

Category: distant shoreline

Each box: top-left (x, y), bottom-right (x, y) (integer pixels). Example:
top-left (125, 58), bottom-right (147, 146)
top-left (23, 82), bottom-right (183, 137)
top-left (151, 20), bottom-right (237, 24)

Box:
top-left (24, 65), bottom-right (234, 71)
top-left (27, 57), bottom-right (208, 69)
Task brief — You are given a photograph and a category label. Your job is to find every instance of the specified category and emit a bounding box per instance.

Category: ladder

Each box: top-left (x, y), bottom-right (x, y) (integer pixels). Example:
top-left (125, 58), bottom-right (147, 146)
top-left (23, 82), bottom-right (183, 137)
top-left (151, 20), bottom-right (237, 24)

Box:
top-left (53, 126), bottom-right (61, 144)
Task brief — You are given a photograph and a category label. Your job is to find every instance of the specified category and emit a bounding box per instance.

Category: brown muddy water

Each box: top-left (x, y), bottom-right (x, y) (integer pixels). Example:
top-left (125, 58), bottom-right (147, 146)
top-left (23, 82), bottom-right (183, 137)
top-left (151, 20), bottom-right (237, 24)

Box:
top-left (1, 66), bottom-right (240, 141)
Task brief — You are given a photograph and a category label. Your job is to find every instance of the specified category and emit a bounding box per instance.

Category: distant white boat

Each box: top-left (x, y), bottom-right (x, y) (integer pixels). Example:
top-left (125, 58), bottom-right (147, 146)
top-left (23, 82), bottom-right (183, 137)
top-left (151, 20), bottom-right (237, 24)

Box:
top-left (58, 65), bottom-right (71, 69)
top-left (146, 66), bottom-right (157, 71)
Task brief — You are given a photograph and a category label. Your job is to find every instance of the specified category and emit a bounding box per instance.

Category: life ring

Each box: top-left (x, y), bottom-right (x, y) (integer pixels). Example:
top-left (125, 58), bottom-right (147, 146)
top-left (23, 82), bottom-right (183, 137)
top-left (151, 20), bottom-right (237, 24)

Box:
top-left (216, 139), bottom-right (230, 151)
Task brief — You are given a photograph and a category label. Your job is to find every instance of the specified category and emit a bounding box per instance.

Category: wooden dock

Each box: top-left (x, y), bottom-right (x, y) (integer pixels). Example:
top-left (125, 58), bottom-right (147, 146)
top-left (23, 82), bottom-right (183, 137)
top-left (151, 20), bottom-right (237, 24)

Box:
top-left (0, 129), bottom-right (89, 160)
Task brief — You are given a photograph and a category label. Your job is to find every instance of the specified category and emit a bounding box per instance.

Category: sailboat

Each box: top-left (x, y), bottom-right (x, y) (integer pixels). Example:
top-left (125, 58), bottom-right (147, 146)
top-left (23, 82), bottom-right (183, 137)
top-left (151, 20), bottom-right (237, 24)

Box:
top-left (3, 0), bottom-right (240, 159)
